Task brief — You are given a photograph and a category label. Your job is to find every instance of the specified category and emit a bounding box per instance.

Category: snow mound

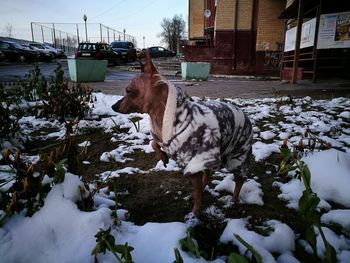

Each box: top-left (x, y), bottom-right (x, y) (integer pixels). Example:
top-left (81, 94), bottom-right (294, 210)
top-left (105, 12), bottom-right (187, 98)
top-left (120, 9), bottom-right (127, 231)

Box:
top-left (0, 173), bottom-right (112, 263)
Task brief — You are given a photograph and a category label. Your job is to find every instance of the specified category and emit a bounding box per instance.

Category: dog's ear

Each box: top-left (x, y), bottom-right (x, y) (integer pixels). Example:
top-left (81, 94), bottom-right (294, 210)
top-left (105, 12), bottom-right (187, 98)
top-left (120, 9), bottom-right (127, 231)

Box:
top-left (144, 49), bottom-right (158, 75)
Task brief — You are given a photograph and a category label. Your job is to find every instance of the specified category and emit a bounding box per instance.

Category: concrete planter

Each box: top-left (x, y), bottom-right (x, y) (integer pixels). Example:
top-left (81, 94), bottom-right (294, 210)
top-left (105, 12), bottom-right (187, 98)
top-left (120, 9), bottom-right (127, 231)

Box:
top-left (181, 62), bottom-right (211, 81)
top-left (68, 59), bottom-right (108, 82)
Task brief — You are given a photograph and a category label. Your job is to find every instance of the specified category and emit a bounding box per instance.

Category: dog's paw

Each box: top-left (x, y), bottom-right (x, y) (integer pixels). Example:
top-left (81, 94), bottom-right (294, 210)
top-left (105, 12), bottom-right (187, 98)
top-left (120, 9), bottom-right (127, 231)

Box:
top-left (160, 152), bottom-right (169, 167)
top-left (184, 212), bottom-right (200, 227)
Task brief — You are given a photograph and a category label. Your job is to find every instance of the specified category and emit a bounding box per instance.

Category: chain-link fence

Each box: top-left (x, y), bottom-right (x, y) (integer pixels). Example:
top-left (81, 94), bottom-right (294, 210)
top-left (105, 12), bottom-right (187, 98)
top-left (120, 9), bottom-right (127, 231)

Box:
top-left (30, 22), bottom-right (136, 55)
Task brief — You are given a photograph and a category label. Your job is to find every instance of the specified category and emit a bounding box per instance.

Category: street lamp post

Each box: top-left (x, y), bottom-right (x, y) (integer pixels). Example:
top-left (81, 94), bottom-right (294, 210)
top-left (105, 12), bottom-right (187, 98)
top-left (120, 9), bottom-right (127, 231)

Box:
top-left (83, 14), bottom-right (88, 42)
top-left (123, 29), bottom-right (126, 41)
top-left (143, 36), bottom-right (145, 49)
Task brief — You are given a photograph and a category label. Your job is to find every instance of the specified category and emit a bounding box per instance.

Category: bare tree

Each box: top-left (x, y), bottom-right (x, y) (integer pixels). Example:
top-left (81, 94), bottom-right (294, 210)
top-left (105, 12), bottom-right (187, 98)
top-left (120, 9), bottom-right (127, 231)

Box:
top-left (159, 14), bottom-right (185, 52)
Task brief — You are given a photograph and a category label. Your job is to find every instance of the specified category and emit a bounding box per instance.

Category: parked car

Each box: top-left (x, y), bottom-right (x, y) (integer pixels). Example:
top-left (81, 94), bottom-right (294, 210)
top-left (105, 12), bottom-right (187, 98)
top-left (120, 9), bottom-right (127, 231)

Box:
top-left (0, 40), bottom-right (40, 62)
top-left (42, 43), bottom-right (66, 58)
top-left (25, 43), bottom-right (54, 62)
top-left (75, 42), bottom-right (120, 66)
top-left (148, 46), bottom-right (176, 58)
top-left (110, 41), bottom-right (136, 62)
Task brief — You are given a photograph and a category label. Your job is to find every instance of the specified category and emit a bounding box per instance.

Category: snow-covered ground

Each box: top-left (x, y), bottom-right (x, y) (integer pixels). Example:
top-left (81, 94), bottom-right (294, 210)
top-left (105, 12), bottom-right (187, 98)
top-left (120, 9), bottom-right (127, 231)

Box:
top-left (0, 92), bottom-right (349, 263)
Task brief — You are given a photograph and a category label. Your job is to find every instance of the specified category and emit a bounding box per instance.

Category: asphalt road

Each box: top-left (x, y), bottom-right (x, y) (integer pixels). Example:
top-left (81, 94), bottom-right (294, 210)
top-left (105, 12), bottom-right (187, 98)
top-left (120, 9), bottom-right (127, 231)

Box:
top-left (0, 59), bottom-right (136, 83)
top-left (1, 59), bottom-right (349, 99)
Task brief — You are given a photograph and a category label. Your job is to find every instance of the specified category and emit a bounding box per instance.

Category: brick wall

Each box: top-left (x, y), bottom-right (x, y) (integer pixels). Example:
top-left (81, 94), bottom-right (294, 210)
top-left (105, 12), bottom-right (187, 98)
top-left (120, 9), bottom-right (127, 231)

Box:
top-left (189, 0), bottom-right (204, 41)
top-left (215, 0), bottom-right (235, 30)
top-left (237, 0), bottom-right (254, 30)
top-left (256, 0), bottom-right (285, 51)
top-left (186, 0), bottom-right (285, 75)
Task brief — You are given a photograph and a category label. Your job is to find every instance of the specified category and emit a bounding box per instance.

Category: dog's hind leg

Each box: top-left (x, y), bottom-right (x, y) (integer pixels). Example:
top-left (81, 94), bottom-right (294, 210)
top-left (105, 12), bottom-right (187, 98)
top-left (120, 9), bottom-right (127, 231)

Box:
top-left (202, 170), bottom-right (211, 192)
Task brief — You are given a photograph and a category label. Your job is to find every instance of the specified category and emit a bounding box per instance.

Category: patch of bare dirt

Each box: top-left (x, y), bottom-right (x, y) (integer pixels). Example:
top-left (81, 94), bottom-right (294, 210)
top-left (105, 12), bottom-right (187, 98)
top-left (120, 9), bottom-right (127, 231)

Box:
top-left (24, 128), bottom-right (306, 233)
top-left (22, 127), bottom-right (315, 260)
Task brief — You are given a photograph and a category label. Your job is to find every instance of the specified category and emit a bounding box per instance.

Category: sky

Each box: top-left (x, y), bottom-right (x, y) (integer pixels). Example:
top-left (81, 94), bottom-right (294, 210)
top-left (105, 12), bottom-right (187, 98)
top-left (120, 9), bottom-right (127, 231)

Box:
top-left (0, 0), bottom-right (188, 48)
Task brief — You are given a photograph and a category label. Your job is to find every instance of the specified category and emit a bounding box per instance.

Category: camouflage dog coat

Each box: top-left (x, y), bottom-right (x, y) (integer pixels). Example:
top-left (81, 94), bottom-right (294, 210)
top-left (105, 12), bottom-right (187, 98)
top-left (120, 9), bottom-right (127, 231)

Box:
top-left (153, 82), bottom-right (253, 177)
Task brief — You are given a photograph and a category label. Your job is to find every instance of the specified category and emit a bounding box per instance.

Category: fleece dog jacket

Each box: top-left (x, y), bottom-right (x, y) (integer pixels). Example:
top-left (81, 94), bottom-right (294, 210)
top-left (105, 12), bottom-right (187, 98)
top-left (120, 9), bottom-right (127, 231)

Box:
top-left (152, 82), bottom-right (253, 178)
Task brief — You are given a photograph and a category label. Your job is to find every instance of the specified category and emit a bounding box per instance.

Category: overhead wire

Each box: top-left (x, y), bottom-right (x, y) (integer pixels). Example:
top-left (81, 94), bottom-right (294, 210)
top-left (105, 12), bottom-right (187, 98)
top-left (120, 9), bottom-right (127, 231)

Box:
top-left (97, 0), bottom-right (158, 24)
top-left (89, 0), bottom-right (124, 21)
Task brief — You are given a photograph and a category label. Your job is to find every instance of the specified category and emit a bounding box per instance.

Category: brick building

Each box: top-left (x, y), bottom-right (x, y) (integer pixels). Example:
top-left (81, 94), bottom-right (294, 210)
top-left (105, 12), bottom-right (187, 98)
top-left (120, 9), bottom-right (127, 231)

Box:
top-left (186, 0), bottom-right (350, 80)
top-left (280, 0), bottom-right (350, 83)
top-left (185, 0), bottom-right (286, 75)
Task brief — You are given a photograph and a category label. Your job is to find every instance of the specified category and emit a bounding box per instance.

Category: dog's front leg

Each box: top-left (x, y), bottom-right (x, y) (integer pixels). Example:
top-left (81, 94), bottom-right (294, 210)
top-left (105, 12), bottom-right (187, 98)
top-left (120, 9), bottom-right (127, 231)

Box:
top-left (190, 172), bottom-right (204, 214)
top-left (232, 176), bottom-right (244, 204)
top-left (151, 140), bottom-right (169, 166)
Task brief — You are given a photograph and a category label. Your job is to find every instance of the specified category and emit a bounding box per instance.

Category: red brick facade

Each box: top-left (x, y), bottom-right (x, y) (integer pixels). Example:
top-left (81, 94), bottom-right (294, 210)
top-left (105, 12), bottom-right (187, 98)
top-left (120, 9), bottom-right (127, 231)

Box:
top-left (186, 0), bottom-right (285, 75)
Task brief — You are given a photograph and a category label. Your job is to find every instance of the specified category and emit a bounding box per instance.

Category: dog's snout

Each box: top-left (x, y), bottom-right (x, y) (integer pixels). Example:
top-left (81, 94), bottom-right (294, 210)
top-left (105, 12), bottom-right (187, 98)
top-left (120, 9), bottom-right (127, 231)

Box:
top-left (111, 99), bottom-right (122, 112)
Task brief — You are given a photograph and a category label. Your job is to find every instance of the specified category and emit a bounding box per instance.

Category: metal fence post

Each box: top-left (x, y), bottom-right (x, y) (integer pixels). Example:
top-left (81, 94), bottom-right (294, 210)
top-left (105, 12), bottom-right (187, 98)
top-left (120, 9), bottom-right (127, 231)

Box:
top-left (100, 24), bottom-right (103, 42)
top-left (52, 23), bottom-right (56, 47)
top-left (41, 25), bottom-right (44, 43)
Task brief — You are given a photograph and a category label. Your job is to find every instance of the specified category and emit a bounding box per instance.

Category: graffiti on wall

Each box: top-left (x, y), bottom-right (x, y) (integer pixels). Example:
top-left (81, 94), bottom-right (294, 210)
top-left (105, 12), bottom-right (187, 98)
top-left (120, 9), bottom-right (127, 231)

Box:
top-left (264, 51), bottom-right (282, 70)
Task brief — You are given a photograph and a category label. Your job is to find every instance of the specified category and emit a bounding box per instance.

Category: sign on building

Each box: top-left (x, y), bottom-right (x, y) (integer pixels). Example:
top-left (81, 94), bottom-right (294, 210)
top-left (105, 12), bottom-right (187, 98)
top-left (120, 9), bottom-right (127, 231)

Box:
top-left (284, 11), bottom-right (350, 51)
top-left (318, 11), bottom-right (350, 49)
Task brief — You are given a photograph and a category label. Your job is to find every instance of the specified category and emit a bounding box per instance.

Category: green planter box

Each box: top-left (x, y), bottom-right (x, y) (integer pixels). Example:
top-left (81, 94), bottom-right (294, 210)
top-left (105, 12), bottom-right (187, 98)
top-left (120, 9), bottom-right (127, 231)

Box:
top-left (181, 62), bottom-right (211, 81)
top-left (68, 59), bottom-right (108, 82)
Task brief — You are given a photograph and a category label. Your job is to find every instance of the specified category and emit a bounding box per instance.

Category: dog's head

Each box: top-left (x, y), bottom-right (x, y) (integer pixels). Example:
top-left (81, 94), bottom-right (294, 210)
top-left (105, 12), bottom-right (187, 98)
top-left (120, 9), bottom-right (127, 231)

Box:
top-left (111, 51), bottom-right (167, 114)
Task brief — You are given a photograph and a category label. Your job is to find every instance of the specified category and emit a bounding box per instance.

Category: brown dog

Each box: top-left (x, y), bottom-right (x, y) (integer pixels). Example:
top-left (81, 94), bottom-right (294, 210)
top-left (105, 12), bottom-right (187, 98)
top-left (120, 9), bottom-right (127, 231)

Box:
top-left (112, 52), bottom-right (253, 216)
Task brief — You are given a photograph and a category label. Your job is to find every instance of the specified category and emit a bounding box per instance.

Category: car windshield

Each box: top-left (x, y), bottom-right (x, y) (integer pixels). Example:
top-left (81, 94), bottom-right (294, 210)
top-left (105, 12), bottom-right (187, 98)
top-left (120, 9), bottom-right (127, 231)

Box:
top-left (32, 44), bottom-right (44, 49)
top-left (43, 44), bottom-right (54, 49)
top-left (111, 42), bottom-right (128, 49)
top-left (12, 43), bottom-right (25, 49)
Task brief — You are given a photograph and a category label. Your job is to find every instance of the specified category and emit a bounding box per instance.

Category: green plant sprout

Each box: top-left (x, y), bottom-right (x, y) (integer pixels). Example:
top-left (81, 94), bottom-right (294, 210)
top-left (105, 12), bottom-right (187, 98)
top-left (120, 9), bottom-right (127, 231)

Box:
top-left (129, 117), bottom-right (142, 133)
top-left (92, 227), bottom-right (134, 263)
top-left (279, 145), bottom-right (337, 263)
top-left (231, 234), bottom-right (263, 263)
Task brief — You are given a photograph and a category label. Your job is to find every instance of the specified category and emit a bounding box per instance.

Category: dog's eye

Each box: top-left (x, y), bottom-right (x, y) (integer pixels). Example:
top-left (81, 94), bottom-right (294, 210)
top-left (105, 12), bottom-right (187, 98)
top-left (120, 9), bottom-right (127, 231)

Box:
top-left (126, 88), bottom-right (132, 94)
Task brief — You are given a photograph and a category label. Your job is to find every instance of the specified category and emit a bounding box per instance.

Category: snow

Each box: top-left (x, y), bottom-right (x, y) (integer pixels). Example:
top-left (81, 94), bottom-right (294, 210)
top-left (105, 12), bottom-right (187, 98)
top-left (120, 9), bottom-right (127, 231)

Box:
top-left (321, 210), bottom-right (350, 231)
top-left (220, 219), bottom-right (295, 262)
top-left (152, 159), bottom-right (181, 172)
top-left (339, 111), bottom-right (350, 119)
top-left (314, 227), bottom-right (350, 262)
top-left (252, 141), bottom-right (280, 162)
top-left (212, 175), bottom-right (264, 205)
top-left (0, 173), bottom-right (113, 263)
top-left (303, 149), bottom-right (350, 208)
top-left (118, 222), bottom-right (188, 263)
top-left (275, 149), bottom-right (350, 210)
top-left (260, 130), bottom-right (276, 140)
top-left (1, 92), bottom-right (350, 262)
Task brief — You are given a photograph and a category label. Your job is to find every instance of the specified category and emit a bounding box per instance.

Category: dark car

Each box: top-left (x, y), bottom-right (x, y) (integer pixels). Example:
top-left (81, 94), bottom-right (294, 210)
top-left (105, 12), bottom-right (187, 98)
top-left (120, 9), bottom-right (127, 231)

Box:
top-left (43, 43), bottom-right (66, 58)
top-left (0, 40), bottom-right (40, 62)
top-left (110, 41), bottom-right (136, 62)
top-left (75, 42), bottom-right (120, 66)
top-left (25, 43), bottom-right (54, 62)
top-left (148, 46), bottom-right (176, 58)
